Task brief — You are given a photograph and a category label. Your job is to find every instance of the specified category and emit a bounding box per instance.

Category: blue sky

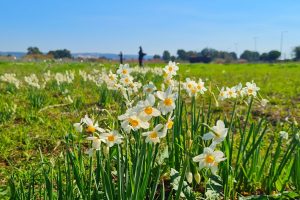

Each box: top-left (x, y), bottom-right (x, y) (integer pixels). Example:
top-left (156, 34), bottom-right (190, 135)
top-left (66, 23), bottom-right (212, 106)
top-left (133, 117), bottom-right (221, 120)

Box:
top-left (1, 0), bottom-right (300, 57)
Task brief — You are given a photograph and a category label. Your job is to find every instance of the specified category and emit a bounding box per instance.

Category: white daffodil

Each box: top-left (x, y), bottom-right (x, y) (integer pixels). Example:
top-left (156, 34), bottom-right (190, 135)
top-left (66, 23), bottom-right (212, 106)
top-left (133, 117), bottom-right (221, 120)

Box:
top-left (137, 94), bottom-right (161, 120)
top-left (120, 75), bottom-right (134, 86)
top-left (202, 120), bottom-right (228, 146)
top-left (142, 124), bottom-right (165, 143)
top-left (86, 136), bottom-right (103, 150)
top-left (143, 82), bottom-right (157, 94)
top-left (166, 113), bottom-right (175, 130)
top-left (196, 79), bottom-right (207, 94)
top-left (235, 83), bottom-right (245, 97)
top-left (182, 78), bottom-right (196, 91)
top-left (157, 87), bottom-right (178, 115)
top-left (82, 115), bottom-right (105, 133)
top-left (73, 122), bottom-right (83, 132)
top-left (244, 81), bottom-right (260, 97)
top-left (261, 99), bottom-right (269, 107)
top-left (279, 131), bottom-right (289, 140)
top-left (193, 147), bottom-right (226, 174)
top-left (100, 130), bottom-right (123, 147)
top-left (108, 70), bottom-right (117, 81)
top-left (226, 87), bottom-right (237, 99)
top-left (117, 64), bottom-right (131, 77)
top-left (218, 87), bottom-right (227, 101)
top-left (119, 111), bottom-right (149, 133)
top-left (163, 61), bottom-right (179, 76)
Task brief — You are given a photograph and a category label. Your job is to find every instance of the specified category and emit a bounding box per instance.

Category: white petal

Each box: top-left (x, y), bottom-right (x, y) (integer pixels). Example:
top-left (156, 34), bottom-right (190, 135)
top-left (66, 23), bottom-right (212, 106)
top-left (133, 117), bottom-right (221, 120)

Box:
top-left (202, 132), bottom-right (214, 140)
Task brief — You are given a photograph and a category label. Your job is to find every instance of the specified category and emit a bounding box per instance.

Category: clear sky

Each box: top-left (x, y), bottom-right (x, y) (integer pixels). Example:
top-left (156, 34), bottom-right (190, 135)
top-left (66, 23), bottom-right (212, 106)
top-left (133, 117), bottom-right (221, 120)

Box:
top-left (1, 0), bottom-right (300, 57)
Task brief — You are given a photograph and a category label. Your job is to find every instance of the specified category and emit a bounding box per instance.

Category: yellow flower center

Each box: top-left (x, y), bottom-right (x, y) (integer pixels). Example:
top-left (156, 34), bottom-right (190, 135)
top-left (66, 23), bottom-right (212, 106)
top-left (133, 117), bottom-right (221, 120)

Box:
top-left (168, 66), bottom-right (173, 72)
top-left (125, 78), bottom-right (129, 83)
top-left (122, 69), bottom-right (127, 74)
top-left (167, 120), bottom-right (174, 129)
top-left (197, 85), bottom-right (202, 90)
top-left (86, 125), bottom-right (96, 133)
top-left (164, 98), bottom-right (173, 106)
top-left (146, 88), bottom-right (152, 92)
top-left (144, 106), bottom-right (153, 115)
top-left (187, 84), bottom-right (192, 88)
top-left (150, 131), bottom-right (158, 139)
top-left (107, 134), bottom-right (115, 142)
top-left (248, 88), bottom-right (253, 94)
top-left (191, 89), bottom-right (197, 94)
top-left (109, 75), bottom-right (114, 80)
top-left (165, 79), bottom-right (171, 85)
top-left (205, 155), bottom-right (215, 164)
top-left (129, 118), bottom-right (139, 127)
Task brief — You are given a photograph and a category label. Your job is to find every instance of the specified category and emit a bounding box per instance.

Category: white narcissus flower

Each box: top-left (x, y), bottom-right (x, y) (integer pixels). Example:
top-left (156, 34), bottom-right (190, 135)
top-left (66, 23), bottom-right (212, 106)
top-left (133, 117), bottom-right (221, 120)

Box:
top-left (163, 61), bottom-right (179, 76)
top-left (261, 99), bottom-right (269, 107)
top-left (218, 87), bottom-right (227, 101)
top-left (244, 81), bottom-right (260, 97)
top-left (202, 120), bottom-right (228, 146)
top-left (235, 83), bottom-right (245, 97)
top-left (196, 78), bottom-right (207, 94)
top-left (166, 113), bottom-right (175, 130)
top-left (108, 70), bottom-right (117, 81)
top-left (100, 130), bottom-right (123, 147)
top-left (156, 87), bottom-right (178, 115)
top-left (82, 115), bottom-right (105, 133)
top-left (193, 147), bottom-right (226, 174)
top-left (120, 75), bottom-right (134, 86)
top-left (117, 64), bottom-right (131, 77)
top-left (137, 94), bottom-right (161, 120)
top-left (182, 78), bottom-right (196, 91)
top-left (119, 112), bottom-right (149, 133)
top-left (279, 131), bottom-right (289, 140)
top-left (143, 82), bottom-right (157, 94)
top-left (86, 136), bottom-right (103, 151)
top-left (73, 122), bottom-right (83, 132)
top-left (142, 124), bottom-right (165, 144)
top-left (226, 87), bottom-right (237, 99)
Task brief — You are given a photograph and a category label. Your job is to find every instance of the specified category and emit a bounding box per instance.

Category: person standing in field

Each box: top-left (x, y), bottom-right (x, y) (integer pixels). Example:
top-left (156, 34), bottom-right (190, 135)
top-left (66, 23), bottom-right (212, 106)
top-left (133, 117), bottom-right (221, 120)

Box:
top-left (119, 51), bottom-right (123, 64)
top-left (138, 46), bottom-right (146, 67)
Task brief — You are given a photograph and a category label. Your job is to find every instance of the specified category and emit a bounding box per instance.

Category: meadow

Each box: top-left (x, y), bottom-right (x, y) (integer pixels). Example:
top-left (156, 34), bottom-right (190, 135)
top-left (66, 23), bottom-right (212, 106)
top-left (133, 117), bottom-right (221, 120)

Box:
top-left (0, 60), bottom-right (300, 199)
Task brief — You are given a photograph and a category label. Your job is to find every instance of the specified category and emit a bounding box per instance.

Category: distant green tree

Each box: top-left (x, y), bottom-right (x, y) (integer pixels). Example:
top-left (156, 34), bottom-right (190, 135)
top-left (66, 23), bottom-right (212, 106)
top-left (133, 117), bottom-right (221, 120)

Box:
top-left (48, 49), bottom-right (72, 59)
top-left (293, 46), bottom-right (300, 60)
top-left (27, 47), bottom-right (42, 55)
top-left (153, 54), bottom-right (161, 59)
top-left (177, 49), bottom-right (188, 60)
top-left (267, 50), bottom-right (281, 62)
top-left (162, 50), bottom-right (171, 62)
top-left (240, 50), bottom-right (260, 62)
top-left (229, 52), bottom-right (238, 60)
top-left (170, 55), bottom-right (176, 62)
top-left (260, 53), bottom-right (269, 61)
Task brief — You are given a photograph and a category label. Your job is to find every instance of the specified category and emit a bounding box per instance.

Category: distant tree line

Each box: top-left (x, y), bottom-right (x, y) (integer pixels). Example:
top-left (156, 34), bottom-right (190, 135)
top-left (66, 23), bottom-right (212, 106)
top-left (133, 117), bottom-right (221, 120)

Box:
top-left (26, 46), bottom-right (72, 59)
top-left (25, 45), bottom-right (300, 62)
top-left (155, 46), bottom-right (300, 63)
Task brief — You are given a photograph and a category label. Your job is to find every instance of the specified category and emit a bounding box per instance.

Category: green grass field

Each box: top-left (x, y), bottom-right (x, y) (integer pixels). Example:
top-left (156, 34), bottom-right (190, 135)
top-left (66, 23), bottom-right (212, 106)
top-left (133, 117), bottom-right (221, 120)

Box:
top-left (0, 61), bottom-right (300, 199)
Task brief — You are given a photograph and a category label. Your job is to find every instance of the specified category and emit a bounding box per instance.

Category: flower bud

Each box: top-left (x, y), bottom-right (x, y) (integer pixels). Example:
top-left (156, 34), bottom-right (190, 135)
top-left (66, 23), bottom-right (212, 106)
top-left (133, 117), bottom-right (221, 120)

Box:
top-left (194, 171), bottom-right (201, 184)
top-left (103, 146), bottom-right (110, 157)
top-left (186, 172), bottom-right (193, 184)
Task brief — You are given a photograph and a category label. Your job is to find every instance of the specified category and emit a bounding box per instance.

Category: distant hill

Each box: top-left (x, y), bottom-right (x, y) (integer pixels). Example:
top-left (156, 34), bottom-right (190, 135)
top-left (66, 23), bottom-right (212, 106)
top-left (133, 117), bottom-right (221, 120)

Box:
top-left (0, 51), bottom-right (26, 58)
top-left (0, 51), bottom-right (153, 60)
